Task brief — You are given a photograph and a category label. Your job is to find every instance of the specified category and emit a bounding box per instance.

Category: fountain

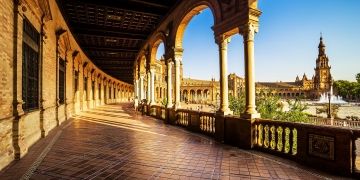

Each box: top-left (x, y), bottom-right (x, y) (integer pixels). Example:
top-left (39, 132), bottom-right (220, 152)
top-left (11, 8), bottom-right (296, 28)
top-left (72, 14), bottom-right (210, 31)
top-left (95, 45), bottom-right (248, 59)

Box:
top-left (317, 84), bottom-right (347, 104)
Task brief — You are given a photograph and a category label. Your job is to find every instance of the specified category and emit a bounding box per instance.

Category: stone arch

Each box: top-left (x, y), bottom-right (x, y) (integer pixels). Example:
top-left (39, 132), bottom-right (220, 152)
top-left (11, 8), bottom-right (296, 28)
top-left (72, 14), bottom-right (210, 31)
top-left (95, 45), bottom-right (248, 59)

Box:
top-left (204, 89), bottom-right (209, 101)
top-left (183, 89), bottom-right (189, 101)
top-left (190, 89), bottom-right (196, 103)
top-left (174, 0), bottom-right (221, 49)
top-left (150, 32), bottom-right (167, 64)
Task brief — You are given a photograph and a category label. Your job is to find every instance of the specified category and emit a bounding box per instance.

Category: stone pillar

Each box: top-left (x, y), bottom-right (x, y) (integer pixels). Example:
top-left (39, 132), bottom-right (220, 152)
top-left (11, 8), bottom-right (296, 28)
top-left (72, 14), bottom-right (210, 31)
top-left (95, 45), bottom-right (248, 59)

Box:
top-left (140, 75), bottom-right (144, 100)
top-left (217, 35), bottom-right (232, 115)
top-left (166, 60), bottom-right (173, 108)
top-left (150, 68), bottom-right (156, 105)
top-left (86, 73), bottom-right (91, 107)
top-left (147, 72), bottom-right (151, 104)
top-left (12, 3), bottom-right (26, 159)
top-left (241, 23), bottom-right (260, 119)
top-left (135, 80), bottom-right (139, 99)
top-left (174, 53), bottom-right (182, 109)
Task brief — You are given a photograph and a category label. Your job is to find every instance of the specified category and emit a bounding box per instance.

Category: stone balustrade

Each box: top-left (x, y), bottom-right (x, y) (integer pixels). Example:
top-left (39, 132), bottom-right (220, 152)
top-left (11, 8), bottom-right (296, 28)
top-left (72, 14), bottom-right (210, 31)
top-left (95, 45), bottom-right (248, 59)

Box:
top-left (308, 117), bottom-right (360, 128)
top-left (140, 105), bottom-right (360, 178)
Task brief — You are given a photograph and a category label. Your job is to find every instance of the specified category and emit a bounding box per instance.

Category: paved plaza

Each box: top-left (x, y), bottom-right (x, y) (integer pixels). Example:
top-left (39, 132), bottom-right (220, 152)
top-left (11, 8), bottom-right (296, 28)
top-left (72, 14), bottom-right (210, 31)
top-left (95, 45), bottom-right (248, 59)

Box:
top-left (0, 104), bottom-right (348, 180)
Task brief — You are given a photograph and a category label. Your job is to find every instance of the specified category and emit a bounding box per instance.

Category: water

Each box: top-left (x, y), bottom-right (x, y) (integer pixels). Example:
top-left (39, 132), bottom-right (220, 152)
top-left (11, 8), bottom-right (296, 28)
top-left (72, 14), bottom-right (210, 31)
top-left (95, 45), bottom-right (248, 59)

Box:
top-left (318, 93), bottom-right (347, 104)
top-left (317, 85), bottom-right (347, 104)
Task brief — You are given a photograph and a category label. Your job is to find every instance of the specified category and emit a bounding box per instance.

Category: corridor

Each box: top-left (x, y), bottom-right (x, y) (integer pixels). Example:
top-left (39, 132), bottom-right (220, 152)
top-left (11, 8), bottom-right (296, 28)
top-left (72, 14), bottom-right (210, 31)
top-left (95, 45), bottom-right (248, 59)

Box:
top-left (0, 104), bottom-right (331, 179)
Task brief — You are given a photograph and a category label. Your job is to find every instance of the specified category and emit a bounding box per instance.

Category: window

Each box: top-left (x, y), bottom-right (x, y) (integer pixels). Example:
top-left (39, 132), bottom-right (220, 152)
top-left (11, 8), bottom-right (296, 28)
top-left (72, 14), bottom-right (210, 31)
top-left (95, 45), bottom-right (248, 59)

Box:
top-left (22, 18), bottom-right (39, 111)
top-left (92, 81), bottom-right (95, 100)
top-left (59, 59), bottom-right (65, 104)
top-left (84, 76), bottom-right (88, 99)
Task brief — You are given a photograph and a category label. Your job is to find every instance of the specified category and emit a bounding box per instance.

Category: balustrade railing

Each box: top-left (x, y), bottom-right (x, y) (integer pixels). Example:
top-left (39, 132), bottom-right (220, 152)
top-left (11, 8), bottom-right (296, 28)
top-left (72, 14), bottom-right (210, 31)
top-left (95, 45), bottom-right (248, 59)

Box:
top-left (140, 107), bottom-right (360, 176)
top-left (254, 119), bottom-right (297, 156)
top-left (160, 107), bottom-right (166, 120)
top-left (309, 117), bottom-right (360, 128)
top-left (352, 130), bottom-right (360, 173)
top-left (200, 112), bottom-right (215, 135)
top-left (177, 110), bottom-right (190, 127)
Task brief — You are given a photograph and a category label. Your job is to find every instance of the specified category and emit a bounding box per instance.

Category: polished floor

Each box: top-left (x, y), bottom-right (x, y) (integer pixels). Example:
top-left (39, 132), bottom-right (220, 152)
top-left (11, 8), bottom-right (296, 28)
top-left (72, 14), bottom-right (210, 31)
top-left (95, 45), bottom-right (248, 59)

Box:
top-left (0, 104), bottom-right (345, 179)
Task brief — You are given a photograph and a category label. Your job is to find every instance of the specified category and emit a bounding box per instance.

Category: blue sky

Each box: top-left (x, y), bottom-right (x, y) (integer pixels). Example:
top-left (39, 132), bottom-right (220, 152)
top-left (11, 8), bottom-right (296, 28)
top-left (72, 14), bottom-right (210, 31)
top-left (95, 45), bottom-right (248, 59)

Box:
top-left (157, 0), bottom-right (360, 82)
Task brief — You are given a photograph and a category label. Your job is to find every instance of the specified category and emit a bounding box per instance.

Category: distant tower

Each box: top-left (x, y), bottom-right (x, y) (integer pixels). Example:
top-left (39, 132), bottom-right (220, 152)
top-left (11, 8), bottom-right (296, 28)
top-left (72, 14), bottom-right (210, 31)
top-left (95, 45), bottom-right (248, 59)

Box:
top-left (313, 34), bottom-right (332, 92)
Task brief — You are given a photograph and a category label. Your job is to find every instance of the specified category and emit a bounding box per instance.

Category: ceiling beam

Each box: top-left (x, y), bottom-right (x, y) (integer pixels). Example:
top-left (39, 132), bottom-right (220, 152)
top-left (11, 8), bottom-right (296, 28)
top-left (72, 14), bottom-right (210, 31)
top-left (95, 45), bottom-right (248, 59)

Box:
top-left (73, 25), bottom-right (149, 39)
top-left (83, 46), bottom-right (139, 53)
top-left (101, 67), bottom-right (134, 70)
top-left (128, 0), bottom-right (170, 9)
top-left (77, 34), bottom-right (144, 41)
top-left (93, 59), bottom-right (134, 63)
top-left (62, 0), bottom-right (166, 16)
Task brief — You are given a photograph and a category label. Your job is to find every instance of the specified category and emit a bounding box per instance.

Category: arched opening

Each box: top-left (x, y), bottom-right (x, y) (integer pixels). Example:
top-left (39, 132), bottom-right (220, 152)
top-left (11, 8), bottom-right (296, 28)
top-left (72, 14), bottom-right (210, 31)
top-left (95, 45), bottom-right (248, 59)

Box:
top-left (149, 37), bottom-right (166, 104)
top-left (190, 89), bottom-right (195, 103)
top-left (174, 6), bottom-right (217, 108)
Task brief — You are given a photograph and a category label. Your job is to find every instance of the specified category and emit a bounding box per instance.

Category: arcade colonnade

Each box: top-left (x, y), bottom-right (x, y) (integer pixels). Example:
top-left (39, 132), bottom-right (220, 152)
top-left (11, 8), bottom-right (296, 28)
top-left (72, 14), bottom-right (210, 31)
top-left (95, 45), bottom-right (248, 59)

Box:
top-left (0, 0), bottom-right (133, 170)
top-left (134, 0), bottom-right (261, 118)
top-left (182, 89), bottom-right (211, 104)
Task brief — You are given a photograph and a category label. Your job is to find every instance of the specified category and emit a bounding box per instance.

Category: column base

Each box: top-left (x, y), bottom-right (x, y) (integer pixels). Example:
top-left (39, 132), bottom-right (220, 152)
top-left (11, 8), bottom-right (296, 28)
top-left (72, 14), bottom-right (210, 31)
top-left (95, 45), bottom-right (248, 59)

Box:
top-left (166, 103), bottom-right (173, 109)
top-left (241, 112), bottom-right (261, 119)
top-left (216, 109), bottom-right (233, 116)
top-left (150, 101), bottom-right (157, 106)
top-left (175, 102), bottom-right (181, 109)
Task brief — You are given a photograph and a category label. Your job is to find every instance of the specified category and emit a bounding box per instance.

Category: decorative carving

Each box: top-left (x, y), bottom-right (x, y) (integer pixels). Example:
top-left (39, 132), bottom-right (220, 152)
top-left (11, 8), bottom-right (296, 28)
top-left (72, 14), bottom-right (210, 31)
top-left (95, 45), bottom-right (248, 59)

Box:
top-left (308, 134), bottom-right (334, 160)
top-left (215, 34), bottom-right (231, 46)
top-left (240, 23), bottom-right (258, 41)
top-left (38, 0), bottom-right (52, 22)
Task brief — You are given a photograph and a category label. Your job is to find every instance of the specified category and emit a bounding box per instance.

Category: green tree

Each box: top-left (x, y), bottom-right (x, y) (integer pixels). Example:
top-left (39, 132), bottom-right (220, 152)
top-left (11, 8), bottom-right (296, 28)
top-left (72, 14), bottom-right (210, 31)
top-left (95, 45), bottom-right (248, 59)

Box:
top-left (278, 99), bottom-right (310, 122)
top-left (256, 94), bottom-right (283, 119)
top-left (356, 73), bottom-right (360, 83)
top-left (228, 92), bottom-right (310, 122)
top-left (334, 80), bottom-right (355, 99)
top-left (229, 94), bottom-right (246, 115)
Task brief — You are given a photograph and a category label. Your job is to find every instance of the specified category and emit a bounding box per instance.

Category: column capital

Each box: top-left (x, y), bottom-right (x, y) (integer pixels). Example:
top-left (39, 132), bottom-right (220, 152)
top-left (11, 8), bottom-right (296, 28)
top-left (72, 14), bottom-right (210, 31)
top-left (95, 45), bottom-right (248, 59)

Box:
top-left (215, 34), bottom-right (231, 45)
top-left (167, 59), bottom-right (174, 66)
top-left (174, 47), bottom-right (184, 53)
top-left (174, 55), bottom-right (182, 64)
top-left (239, 22), bottom-right (259, 41)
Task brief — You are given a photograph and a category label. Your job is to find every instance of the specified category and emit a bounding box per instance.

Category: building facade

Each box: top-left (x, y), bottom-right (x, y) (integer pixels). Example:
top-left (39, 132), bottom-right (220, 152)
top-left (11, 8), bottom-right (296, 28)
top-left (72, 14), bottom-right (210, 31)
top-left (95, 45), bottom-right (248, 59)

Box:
top-left (229, 36), bottom-right (332, 99)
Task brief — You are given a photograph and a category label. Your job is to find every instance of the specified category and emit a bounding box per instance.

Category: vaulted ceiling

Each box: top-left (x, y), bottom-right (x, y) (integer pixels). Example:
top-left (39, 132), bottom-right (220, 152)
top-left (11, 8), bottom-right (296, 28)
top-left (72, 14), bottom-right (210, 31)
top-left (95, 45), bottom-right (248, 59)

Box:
top-left (57, 0), bottom-right (179, 84)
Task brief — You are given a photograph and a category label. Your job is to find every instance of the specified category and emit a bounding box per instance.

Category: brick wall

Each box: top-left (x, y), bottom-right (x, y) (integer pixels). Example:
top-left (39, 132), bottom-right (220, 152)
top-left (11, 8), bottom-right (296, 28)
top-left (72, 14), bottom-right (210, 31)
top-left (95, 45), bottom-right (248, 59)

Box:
top-left (0, 0), bottom-right (133, 171)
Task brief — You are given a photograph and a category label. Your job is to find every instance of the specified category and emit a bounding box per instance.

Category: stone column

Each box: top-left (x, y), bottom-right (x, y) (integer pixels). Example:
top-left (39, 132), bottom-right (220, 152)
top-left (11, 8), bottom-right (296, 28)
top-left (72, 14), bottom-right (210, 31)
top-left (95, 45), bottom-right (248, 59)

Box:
top-left (140, 75), bottom-right (144, 100)
top-left (217, 35), bottom-right (232, 115)
top-left (166, 60), bottom-right (173, 108)
top-left (147, 71), bottom-right (151, 104)
top-left (135, 80), bottom-right (139, 99)
top-left (241, 23), bottom-right (260, 119)
top-left (150, 68), bottom-right (156, 105)
top-left (174, 53), bottom-right (182, 109)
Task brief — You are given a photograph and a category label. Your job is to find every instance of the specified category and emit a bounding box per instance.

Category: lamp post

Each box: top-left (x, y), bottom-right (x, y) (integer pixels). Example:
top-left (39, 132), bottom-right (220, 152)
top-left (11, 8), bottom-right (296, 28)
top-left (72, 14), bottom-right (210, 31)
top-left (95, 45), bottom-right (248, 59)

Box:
top-left (327, 92), bottom-right (331, 118)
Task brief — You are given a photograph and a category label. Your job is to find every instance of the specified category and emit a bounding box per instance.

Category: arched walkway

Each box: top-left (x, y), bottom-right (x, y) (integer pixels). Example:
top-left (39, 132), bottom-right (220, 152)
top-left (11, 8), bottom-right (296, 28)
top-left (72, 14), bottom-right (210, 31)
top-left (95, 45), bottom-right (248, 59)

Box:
top-left (0, 103), bottom-right (334, 179)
